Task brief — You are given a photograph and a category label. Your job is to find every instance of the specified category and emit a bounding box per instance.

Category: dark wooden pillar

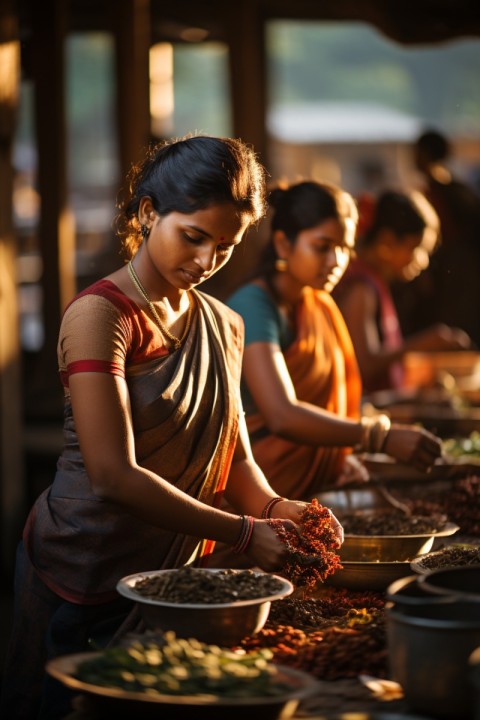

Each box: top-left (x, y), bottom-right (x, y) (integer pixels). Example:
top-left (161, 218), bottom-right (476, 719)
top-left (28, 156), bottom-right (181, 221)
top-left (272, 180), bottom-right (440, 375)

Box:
top-left (0, 1), bottom-right (24, 573)
top-left (110, 0), bottom-right (151, 185)
top-left (30, 0), bottom-right (74, 417)
top-left (227, 0), bottom-right (268, 164)
top-left (202, 2), bottom-right (268, 300)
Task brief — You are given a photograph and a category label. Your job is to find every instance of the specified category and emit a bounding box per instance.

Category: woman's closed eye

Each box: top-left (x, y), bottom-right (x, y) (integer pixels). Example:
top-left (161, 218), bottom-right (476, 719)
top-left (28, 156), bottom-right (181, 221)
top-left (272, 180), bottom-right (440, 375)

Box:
top-left (184, 232), bottom-right (236, 259)
top-left (184, 233), bottom-right (204, 245)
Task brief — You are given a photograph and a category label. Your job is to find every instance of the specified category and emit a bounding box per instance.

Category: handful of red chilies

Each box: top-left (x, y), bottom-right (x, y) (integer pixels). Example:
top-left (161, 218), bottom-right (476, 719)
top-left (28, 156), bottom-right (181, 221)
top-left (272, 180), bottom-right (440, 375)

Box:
top-left (268, 498), bottom-right (342, 592)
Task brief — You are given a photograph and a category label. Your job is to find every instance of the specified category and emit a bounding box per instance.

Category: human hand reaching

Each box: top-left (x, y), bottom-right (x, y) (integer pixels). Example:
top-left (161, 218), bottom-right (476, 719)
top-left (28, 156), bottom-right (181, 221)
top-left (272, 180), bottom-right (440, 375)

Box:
top-left (383, 424), bottom-right (442, 472)
top-left (408, 323), bottom-right (472, 352)
top-left (245, 497), bottom-right (345, 571)
top-left (337, 453), bottom-right (370, 487)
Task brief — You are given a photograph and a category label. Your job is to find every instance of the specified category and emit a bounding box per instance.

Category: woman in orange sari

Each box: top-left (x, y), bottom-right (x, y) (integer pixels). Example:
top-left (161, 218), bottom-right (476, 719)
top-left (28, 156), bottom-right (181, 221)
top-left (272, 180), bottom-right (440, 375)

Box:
top-left (227, 181), bottom-right (442, 500)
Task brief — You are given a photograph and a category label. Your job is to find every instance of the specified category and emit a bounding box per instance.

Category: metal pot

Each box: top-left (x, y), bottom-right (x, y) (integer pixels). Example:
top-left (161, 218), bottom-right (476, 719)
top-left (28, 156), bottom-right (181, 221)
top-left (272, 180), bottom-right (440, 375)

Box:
top-left (387, 600), bottom-right (480, 719)
top-left (386, 574), bottom-right (455, 608)
top-left (418, 565), bottom-right (480, 603)
top-left (470, 646), bottom-right (480, 720)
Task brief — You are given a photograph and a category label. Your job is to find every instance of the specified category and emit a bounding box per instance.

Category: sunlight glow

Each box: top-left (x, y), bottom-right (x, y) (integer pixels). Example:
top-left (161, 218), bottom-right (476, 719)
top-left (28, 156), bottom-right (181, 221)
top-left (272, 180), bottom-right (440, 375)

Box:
top-left (149, 43), bottom-right (174, 135)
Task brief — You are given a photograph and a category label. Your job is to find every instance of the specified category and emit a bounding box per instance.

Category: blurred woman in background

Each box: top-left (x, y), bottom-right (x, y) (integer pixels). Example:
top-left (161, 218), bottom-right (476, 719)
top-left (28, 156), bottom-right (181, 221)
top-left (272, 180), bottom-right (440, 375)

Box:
top-left (223, 181), bottom-right (442, 502)
top-left (334, 189), bottom-right (471, 395)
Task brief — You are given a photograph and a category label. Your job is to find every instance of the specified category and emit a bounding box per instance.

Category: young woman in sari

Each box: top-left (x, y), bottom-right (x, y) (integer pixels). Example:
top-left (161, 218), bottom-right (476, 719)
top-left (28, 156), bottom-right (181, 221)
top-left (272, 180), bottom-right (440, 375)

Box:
top-left (334, 189), bottom-right (471, 394)
top-left (225, 181), bottom-right (443, 503)
top-left (1, 137), bottom-right (343, 720)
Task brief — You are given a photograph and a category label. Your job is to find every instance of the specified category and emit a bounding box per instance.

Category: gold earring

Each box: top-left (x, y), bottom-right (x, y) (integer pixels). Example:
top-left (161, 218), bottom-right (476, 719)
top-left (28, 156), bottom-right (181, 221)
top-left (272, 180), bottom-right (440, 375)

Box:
top-left (275, 258), bottom-right (288, 272)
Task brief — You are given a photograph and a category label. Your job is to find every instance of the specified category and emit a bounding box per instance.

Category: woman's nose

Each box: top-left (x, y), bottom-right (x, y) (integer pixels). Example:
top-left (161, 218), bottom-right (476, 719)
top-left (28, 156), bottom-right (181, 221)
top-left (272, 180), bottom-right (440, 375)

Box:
top-left (196, 244), bottom-right (216, 272)
top-left (331, 246), bottom-right (348, 270)
top-left (413, 246), bottom-right (430, 271)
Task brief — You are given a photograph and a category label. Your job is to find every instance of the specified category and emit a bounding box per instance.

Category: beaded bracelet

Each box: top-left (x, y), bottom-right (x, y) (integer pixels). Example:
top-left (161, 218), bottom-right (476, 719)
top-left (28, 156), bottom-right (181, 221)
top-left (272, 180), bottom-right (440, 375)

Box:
top-left (261, 496), bottom-right (285, 519)
top-left (232, 515), bottom-right (255, 554)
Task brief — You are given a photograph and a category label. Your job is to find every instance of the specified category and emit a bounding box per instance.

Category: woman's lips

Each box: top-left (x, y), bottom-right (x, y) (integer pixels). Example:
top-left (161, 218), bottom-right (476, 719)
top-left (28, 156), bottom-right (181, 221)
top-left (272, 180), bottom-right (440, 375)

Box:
top-left (182, 268), bottom-right (206, 283)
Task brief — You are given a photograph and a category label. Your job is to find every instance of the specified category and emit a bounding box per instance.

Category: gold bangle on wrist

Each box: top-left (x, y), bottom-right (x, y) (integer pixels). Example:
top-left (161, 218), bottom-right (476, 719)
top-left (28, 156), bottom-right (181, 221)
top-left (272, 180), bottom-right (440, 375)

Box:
top-left (358, 414), bottom-right (391, 453)
top-left (370, 414), bottom-right (391, 453)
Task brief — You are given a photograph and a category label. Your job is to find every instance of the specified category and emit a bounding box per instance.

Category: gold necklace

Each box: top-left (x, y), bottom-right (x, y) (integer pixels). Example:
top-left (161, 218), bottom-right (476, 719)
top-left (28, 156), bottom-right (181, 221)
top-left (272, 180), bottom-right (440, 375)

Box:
top-left (127, 261), bottom-right (192, 349)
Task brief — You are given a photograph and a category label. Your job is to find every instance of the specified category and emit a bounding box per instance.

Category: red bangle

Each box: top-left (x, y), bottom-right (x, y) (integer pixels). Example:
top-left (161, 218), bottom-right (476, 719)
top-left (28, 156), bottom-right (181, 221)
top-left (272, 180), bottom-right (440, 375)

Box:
top-left (232, 515), bottom-right (255, 554)
top-left (261, 497), bottom-right (284, 519)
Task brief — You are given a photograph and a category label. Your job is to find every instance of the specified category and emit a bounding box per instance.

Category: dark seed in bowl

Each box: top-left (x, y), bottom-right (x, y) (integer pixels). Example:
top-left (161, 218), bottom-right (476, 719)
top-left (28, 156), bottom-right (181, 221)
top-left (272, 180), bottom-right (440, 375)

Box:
top-left (133, 567), bottom-right (286, 604)
top-left (416, 545), bottom-right (480, 570)
top-left (340, 511), bottom-right (448, 536)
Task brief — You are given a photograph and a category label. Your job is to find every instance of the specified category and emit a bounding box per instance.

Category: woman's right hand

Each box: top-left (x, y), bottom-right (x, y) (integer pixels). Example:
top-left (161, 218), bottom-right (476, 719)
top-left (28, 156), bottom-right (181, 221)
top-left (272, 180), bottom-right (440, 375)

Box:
top-left (409, 323), bottom-right (472, 352)
top-left (383, 424), bottom-right (442, 473)
top-left (244, 519), bottom-right (296, 572)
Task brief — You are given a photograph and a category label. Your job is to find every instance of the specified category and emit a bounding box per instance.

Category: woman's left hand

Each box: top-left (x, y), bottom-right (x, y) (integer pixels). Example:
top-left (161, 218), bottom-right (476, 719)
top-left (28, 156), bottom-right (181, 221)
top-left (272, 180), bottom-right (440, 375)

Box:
top-left (337, 453), bottom-right (370, 486)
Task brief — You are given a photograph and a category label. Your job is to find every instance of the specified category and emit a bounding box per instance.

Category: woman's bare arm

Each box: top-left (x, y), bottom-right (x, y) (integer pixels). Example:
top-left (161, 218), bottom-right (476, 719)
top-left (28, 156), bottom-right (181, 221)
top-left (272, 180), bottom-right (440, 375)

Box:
top-left (69, 371), bottom-right (243, 545)
top-left (242, 340), bottom-right (363, 447)
top-left (336, 281), bottom-right (404, 386)
top-left (68, 371), bottom-right (305, 570)
top-left (241, 333), bottom-right (441, 471)
top-left (338, 281), bottom-right (471, 386)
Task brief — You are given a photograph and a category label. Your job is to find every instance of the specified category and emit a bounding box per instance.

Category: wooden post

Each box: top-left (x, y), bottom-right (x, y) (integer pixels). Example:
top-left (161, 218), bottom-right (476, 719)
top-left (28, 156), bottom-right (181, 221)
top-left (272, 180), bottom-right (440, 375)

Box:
top-left (201, 1), bottom-right (268, 299)
top-left (227, 0), bottom-right (268, 163)
top-left (110, 0), bottom-right (151, 184)
top-left (30, 0), bottom-right (74, 417)
top-left (0, 2), bottom-right (24, 574)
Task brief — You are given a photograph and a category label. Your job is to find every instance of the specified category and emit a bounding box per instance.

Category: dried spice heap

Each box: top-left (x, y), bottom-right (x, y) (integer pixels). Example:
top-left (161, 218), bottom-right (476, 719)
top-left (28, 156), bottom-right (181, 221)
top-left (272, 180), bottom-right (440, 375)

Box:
top-left (406, 475), bottom-right (480, 537)
top-left (267, 589), bottom-right (385, 631)
top-left (340, 510), bottom-right (446, 536)
top-left (268, 498), bottom-right (342, 591)
top-left (241, 608), bottom-right (387, 680)
top-left (415, 544), bottom-right (480, 571)
top-left (133, 567), bottom-right (286, 604)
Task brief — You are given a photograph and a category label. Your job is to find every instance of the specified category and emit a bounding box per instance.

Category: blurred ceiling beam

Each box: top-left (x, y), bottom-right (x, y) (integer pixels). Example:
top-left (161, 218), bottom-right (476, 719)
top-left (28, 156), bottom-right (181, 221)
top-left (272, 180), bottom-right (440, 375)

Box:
top-left (17, 0), bottom-right (480, 44)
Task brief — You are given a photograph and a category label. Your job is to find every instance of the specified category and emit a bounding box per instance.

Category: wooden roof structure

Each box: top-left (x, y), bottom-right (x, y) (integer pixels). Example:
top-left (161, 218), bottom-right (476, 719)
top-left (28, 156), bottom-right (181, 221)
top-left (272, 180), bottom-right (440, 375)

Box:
top-left (1, 0), bottom-right (479, 573)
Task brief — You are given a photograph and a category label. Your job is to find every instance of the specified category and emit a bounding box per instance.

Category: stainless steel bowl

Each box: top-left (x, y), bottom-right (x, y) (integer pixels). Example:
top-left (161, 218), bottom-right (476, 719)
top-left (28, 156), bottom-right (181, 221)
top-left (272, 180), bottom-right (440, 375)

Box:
top-left (116, 568), bottom-right (293, 646)
top-left (325, 559), bottom-right (412, 591)
top-left (340, 522), bottom-right (459, 563)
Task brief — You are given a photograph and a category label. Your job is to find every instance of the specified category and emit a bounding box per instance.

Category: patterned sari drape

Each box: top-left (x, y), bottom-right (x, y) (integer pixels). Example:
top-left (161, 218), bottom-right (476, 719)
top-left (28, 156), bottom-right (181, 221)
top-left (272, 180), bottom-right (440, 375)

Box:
top-left (24, 292), bottom-right (243, 604)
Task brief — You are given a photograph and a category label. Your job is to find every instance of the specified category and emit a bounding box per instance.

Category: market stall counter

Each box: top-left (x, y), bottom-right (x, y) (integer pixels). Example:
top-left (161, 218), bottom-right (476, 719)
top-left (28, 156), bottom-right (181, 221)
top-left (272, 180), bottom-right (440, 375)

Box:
top-left (52, 464), bottom-right (480, 720)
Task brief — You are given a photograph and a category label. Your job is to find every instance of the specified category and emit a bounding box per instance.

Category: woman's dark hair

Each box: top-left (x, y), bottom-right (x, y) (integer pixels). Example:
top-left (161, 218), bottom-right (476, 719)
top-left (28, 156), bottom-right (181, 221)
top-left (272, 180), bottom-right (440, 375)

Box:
top-left (116, 134), bottom-right (267, 257)
top-left (415, 129), bottom-right (450, 164)
top-left (259, 180), bottom-right (358, 278)
top-left (360, 190), bottom-right (439, 247)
